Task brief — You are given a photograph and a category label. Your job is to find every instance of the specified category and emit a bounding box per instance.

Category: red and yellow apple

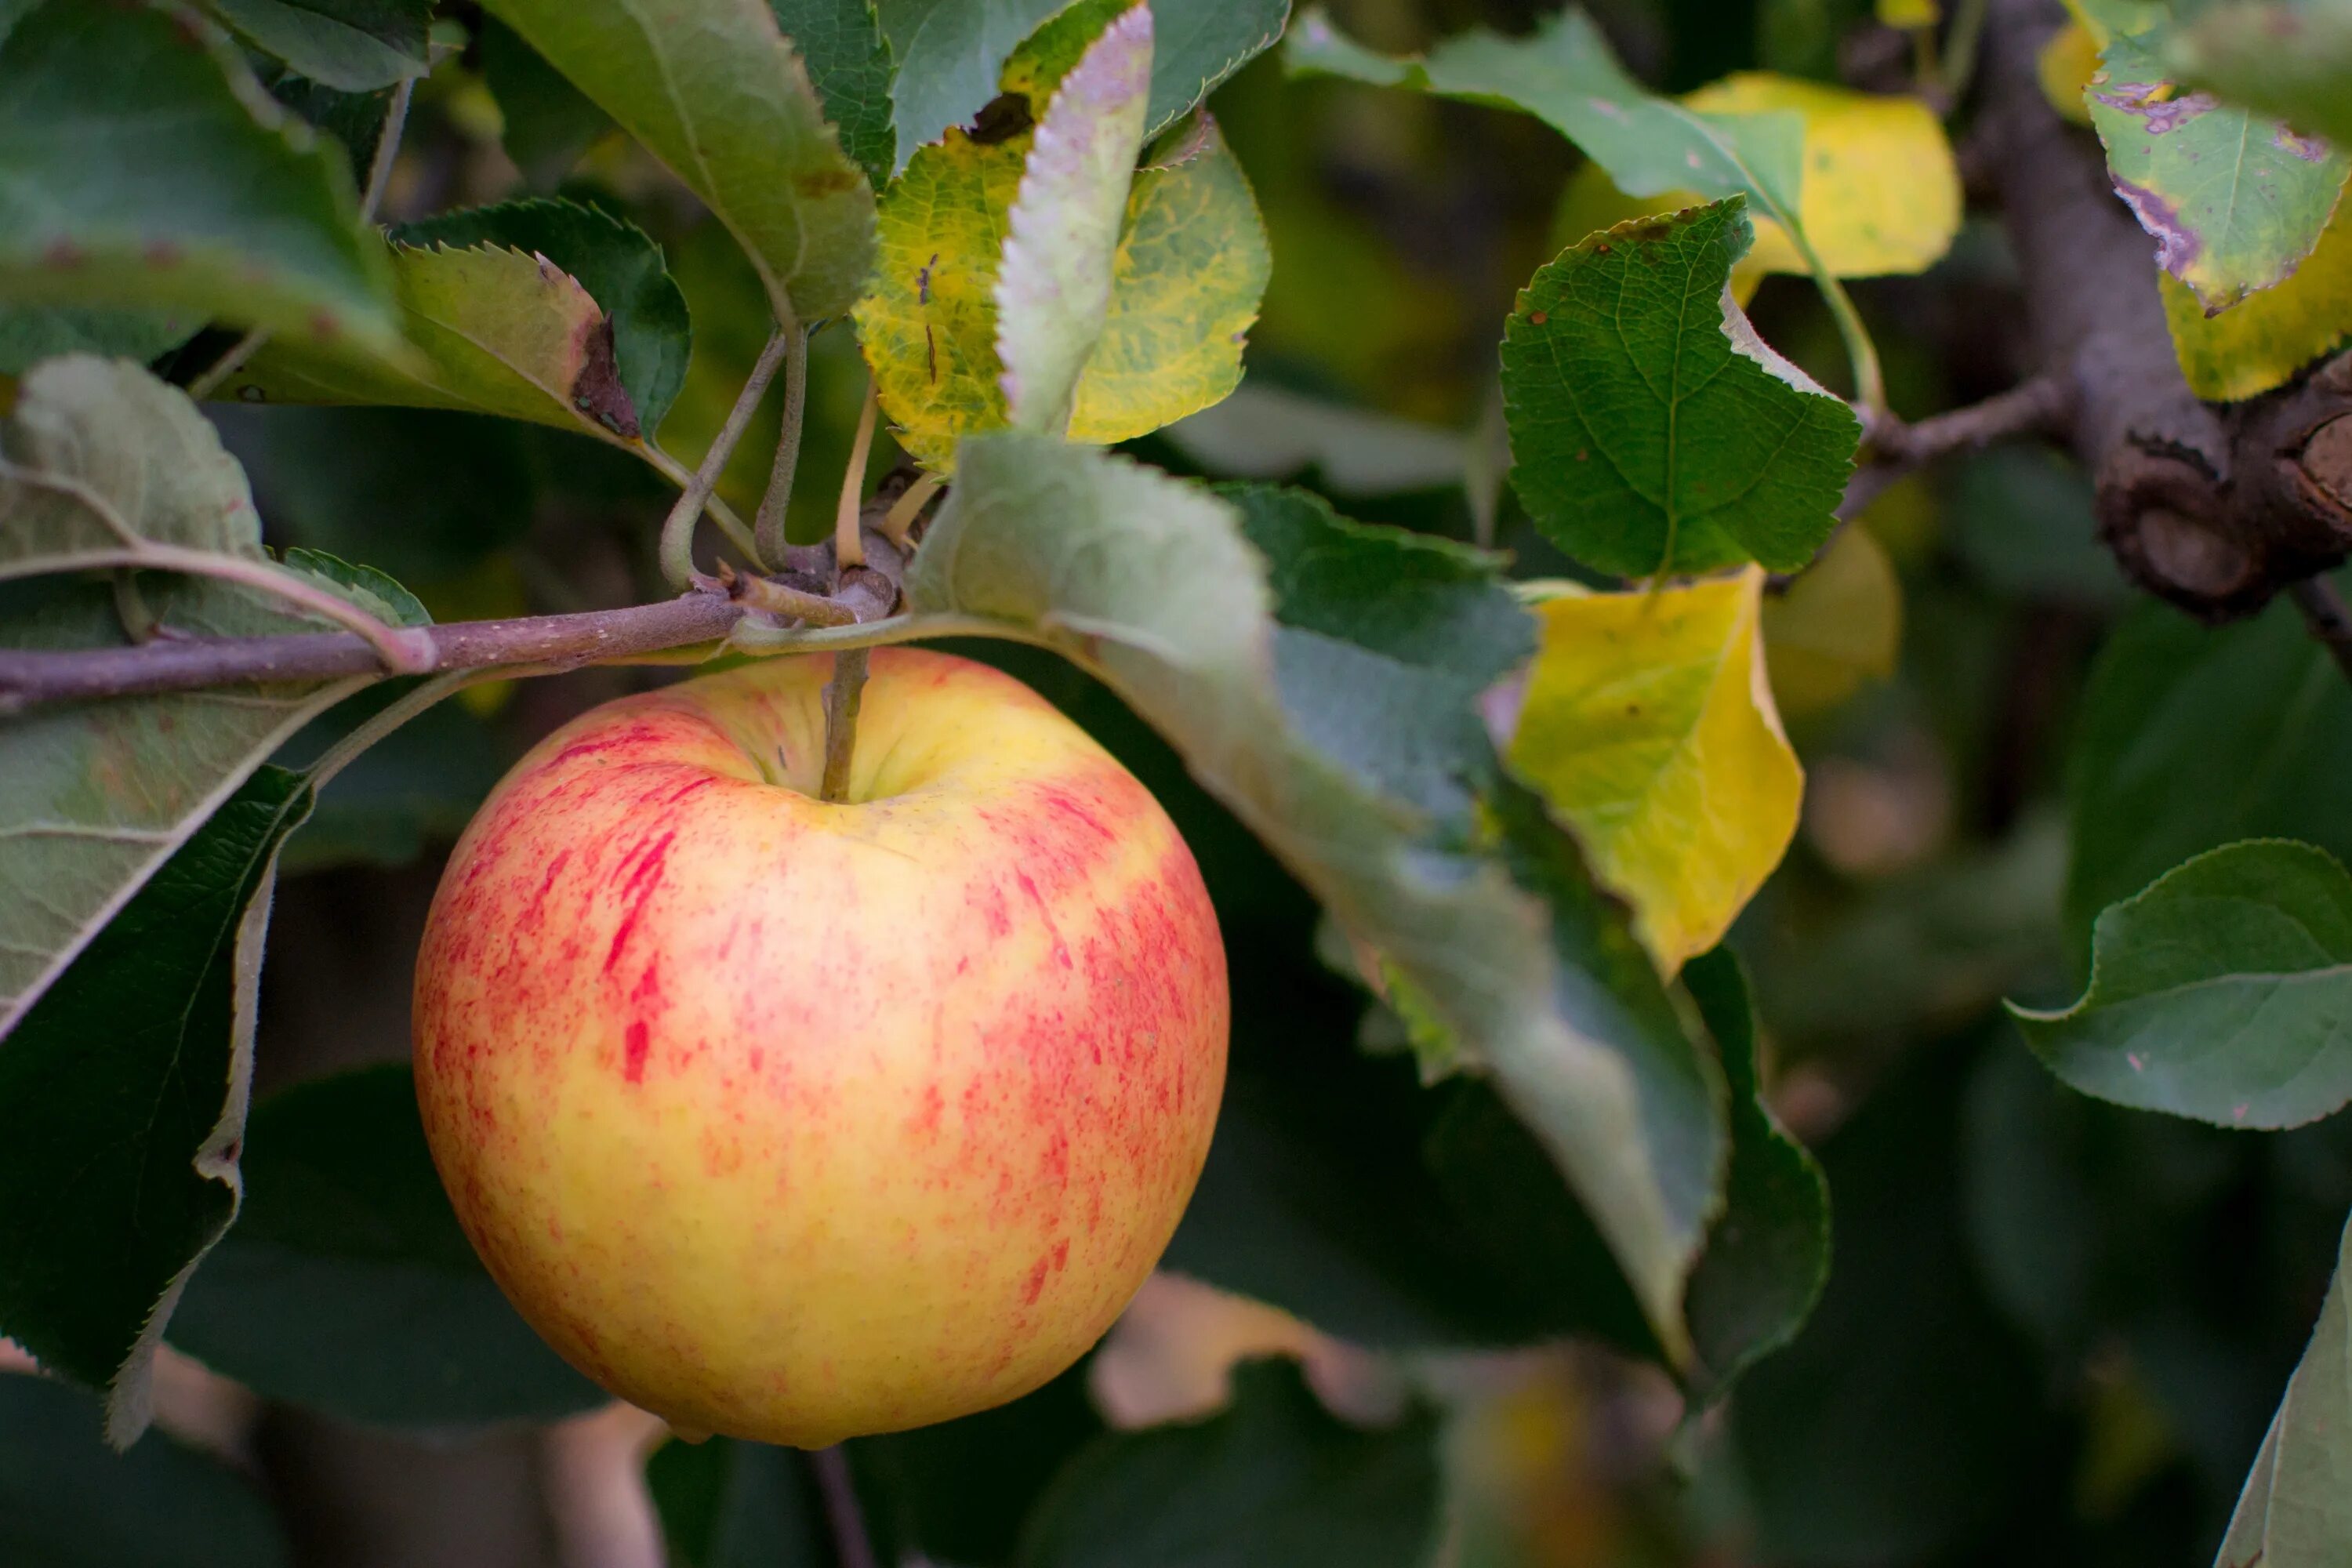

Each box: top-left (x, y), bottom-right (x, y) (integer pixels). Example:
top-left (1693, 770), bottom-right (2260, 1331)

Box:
top-left (412, 649), bottom-right (1228, 1446)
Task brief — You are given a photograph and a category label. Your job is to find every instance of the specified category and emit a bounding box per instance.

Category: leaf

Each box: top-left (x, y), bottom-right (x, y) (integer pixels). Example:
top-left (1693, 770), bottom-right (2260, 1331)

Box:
top-left (477, 16), bottom-right (615, 190)
top-left (0, 306), bottom-right (196, 377)
top-left (0, 765), bottom-right (310, 1446)
top-left (223, 240), bottom-right (648, 444)
top-left (1015, 1359), bottom-right (1440, 1568)
top-left (2163, 193), bottom-right (2352, 400)
top-left (0, 1373), bottom-right (291, 1568)
top-left (771, 0), bottom-right (897, 184)
top-left (856, 105), bottom-right (1267, 470)
top-left (167, 1063), bottom-right (605, 1425)
top-left (1503, 568), bottom-right (1804, 972)
top-left (1499, 199), bottom-right (1860, 578)
top-left (908, 438), bottom-right (1726, 1356)
top-left (1160, 381), bottom-right (1465, 495)
top-left (2216, 1210), bottom-right (2352, 1568)
top-left (1000, 0), bottom-right (1294, 142)
top-left (1760, 523), bottom-right (1902, 717)
top-left (1287, 8), bottom-right (1808, 248)
top-left (2064, 593), bottom-right (2352, 945)
top-left (2086, 34), bottom-right (2351, 314)
top-left (2167, 0), bottom-right (2352, 151)
top-left (875, 0), bottom-right (1073, 174)
top-left (995, 2), bottom-right (1152, 434)
top-left (394, 198), bottom-right (694, 437)
top-left (201, 0), bottom-right (431, 92)
top-left (0, 356), bottom-right (383, 1036)
top-left (483, 0), bottom-right (876, 325)
top-left (0, 0), bottom-right (401, 361)
top-left (1680, 947), bottom-right (1831, 1397)
top-left (2013, 840), bottom-right (2352, 1130)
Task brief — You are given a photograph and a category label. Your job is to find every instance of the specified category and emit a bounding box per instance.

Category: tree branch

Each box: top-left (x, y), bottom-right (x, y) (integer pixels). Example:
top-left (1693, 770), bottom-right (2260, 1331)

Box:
top-left (1842, 371), bottom-right (2075, 518)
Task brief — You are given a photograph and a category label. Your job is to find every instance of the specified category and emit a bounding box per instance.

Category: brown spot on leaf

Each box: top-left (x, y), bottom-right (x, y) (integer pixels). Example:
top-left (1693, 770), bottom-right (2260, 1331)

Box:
top-left (570, 315), bottom-right (642, 440)
top-left (796, 168), bottom-right (862, 198)
top-left (2111, 177), bottom-right (2201, 278)
top-left (1528, 310), bottom-right (1548, 325)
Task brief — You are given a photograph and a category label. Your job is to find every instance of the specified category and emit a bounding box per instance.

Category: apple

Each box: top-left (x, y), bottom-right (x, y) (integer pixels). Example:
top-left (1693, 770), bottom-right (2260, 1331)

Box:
top-left (412, 648), bottom-right (1229, 1446)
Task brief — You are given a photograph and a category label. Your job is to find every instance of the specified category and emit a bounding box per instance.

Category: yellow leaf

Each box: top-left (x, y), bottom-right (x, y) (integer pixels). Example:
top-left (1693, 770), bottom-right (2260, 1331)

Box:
top-left (1761, 525), bottom-right (1904, 717)
top-left (1550, 74), bottom-right (1961, 289)
top-left (2162, 198), bottom-right (2352, 401)
top-left (1878, 0), bottom-right (1940, 27)
top-left (2039, 20), bottom-right (2102, 125)
top-left (1506, 568), bottom-right (1804, 973)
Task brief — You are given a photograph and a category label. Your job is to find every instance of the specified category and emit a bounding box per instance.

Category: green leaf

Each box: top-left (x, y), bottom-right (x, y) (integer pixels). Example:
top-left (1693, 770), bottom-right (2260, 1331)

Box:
top-left (1016, 1359), bottom-right (1440, 1567)
top-left (0, 356), bottom-right (384, 1037)
top-left (1287, 7), bottom-right (1808, 241)
top-left (1499, 198), bottom-right (1860, 576)
top-left (0, 1374), bottom-right (291, 1568)
top-left (167, 1064), bottom-right (606, 1426)
top-left (279, 546), bottom-right (430, 627)
top-left (484, 0), bottom-right (877, 325)
top-left (875, 0), bottom-right (1073, 173)
top-left (1680, 946), bottom-right (1831, 1398)
top-left (222, 238), bottom-right (649, 444)
top-left (771, 0), bottom-right (897, 185)
top-left (0, 0), bottom-right (400, 360)
top-left (394, 198), bottom-right (693, 437)
top-left (2167, 0), bottom-right (2352, 150)
top-left (477, 16), bottom-right (615, 190)
top-left (0, 307), bottom-right (196, 376)
top-left (0, 766), bottom-right (311, 1446)
top-left (648, 1437), bottom-right (829, 1567)
top-left (1002, 0), bottom-right (1293, 141)
top-left (201, 0), bottom-right (431, 92)
top-left (995, 2), bottom-right (1151, 435)
top-left (2216, 1210), bottom-right (2352, 1568)
top-left (2087, 34), bottom-right (2351, 314)
top-left (2013, 840), bottom-right (2352, 1130)
top-left (2065, 594), bottom-right (2352, 945)
top-left (907, 439), bottom-right (1726, 1356)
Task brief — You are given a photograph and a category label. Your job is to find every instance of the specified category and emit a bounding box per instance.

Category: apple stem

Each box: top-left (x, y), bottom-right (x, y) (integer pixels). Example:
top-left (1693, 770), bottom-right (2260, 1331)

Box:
top-left (807, 1445), bottom-right (878, 1568)
top-left (821, 648), bottom-right (870, 802)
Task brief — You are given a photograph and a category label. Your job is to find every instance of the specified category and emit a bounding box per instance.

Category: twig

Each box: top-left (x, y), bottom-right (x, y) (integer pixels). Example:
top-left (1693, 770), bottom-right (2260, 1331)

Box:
top-left (187, 78), bottom-right (415, 401)
top-left (658, 326), bottom-right (795, 589)
top-left (807, 1446), bottom-right (877, 1568)
top-left (2289, 576), bottom-right (2352, 686)
top-left (834, 378), bottom-right (880, 571)
top-left (753, 326), bottom-right (811, 566)
top-left (1841, 371), bottom-right (2074, 518)
top-left (714, 561), bottom-right (857, 626)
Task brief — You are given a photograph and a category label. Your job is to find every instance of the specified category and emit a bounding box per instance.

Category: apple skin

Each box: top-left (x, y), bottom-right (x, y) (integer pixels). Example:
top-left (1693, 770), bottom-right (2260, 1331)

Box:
top-left (412, 649), bottom-right (1228, 1447)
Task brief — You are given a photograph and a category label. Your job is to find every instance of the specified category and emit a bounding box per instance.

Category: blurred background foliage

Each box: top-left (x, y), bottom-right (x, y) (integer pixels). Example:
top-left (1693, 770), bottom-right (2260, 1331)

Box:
top-left (9, 0), bottom-right (2347, 1564)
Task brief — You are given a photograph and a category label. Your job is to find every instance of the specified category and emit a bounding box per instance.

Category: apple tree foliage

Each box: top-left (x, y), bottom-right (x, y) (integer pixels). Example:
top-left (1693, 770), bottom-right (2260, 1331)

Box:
top-left (1, 0), bottom-right (2350, 1563)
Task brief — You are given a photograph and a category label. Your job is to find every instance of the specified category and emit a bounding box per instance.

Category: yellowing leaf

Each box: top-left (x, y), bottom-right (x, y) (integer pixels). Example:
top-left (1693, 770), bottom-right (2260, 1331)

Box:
top-left (1680, 74), bottom-right (1962, 280)
top-left (1548, 74), bottom-right (1961, 289)
top-left (1507, 568), bottom-right (1803, 972)
top-left (2163, 197), bottom-right (2352, 401)
top-left (1761, 525), bottom-right (1904, 718)
top-left (2040, 20), bottom-right (2103, 125)
top-left (856, 118), bottom-right (1268, 470)
top-left (225, 242), bottom-right (636, 446)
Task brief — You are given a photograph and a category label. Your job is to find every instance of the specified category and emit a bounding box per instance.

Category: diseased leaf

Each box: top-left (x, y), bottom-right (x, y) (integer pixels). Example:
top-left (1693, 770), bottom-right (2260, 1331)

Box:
top-left (202, 0), bottom-right (431, 92)
top-left (1504, 568), bottom-right (1804, 973)
top-left (168, 1064), bottom-right (604, 1426)
top-left (1681, 948), bottom-right (1831, 1399)
top-left (906, 438), bottom-right (1726, 1355)
top-left (222, 240), bottom-right (648, 445)
top-left (0, 766), bottom-right (311, 1446)
top-left (995, 2), bottom-right (1152, 434)
top-left (0, 357), bottom-right (383, 1036)
top-left (477, 16), bottom-right (615, 190)
top-left (2216, 1211), bottom-right (2352, 1568)
top-left (2168, 0), bottom-right (2352, 151)
top-left (394, 199), bottom-right (693, 437)
top-left (2163, 195), bottom-right (2352, 400)
top-left (1500, 199), bottom-right (1860, 577)
top-left (1016, 1359), bottom-right (1440, 1568)
top-left (771, 0), bottom-right (897, 184)
top-left (876, 0), bottom-right (1073, 173)
top-left (2014, 840), bottom-right (2352, 1130)
top-left (1761, 523), bottom-right (1902, 717)
top-left (0, 1373), bottom-right (291, 1568)
top-left (2086, 34), bottom-right (2350, 314)
top-left (483, 0), bottom-right (876, 324)
top-left (0, 0), bottom-right (401, 361)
